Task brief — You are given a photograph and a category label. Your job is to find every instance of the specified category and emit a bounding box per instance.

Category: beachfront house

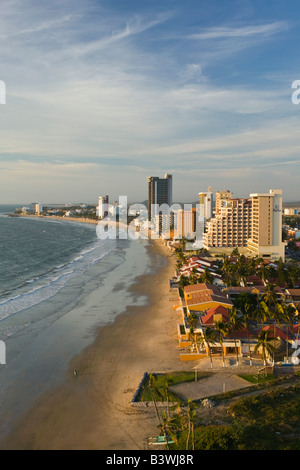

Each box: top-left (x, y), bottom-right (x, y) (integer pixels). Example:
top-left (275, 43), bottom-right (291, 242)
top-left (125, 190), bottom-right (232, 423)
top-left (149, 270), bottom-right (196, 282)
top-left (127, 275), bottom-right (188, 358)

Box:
top-left (183, 283), bottom-right (233, 313)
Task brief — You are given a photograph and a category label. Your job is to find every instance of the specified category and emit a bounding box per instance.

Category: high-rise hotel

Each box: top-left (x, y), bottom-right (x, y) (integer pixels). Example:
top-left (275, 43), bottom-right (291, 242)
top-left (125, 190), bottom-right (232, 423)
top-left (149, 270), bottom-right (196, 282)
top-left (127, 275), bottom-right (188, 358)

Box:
top-left (204, 196), bottom-right (252, 249)
top-left (247, 189), bottom-right (285, 261)
top-left (204, 189), bottom-right (285, 261)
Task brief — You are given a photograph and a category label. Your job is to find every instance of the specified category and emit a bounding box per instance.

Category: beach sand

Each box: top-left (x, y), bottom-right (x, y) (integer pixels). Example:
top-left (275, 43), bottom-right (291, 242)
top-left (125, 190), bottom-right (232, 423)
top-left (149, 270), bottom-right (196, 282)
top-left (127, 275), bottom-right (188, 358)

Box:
top-left (1, 239), bottom-right (190, 450)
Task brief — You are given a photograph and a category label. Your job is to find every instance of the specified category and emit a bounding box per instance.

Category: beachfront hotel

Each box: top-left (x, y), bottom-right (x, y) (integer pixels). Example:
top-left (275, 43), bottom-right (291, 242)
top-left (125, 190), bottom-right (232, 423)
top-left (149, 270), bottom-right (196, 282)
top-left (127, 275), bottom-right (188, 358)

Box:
top-left (247, 189), bottom-right (285, 262)
top-left (204, 196), bottom-right (252, 250)
top-left (203, 188), bottom-right (285, 262)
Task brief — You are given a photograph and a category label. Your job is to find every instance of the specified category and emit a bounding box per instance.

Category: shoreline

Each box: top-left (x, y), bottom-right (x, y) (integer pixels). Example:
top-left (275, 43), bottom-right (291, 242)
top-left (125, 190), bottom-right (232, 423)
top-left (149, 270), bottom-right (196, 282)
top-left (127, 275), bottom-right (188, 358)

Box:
top-left (1, 238), bottom-right (188, 450)
top-left (9, 213), bottom-right (99, 225)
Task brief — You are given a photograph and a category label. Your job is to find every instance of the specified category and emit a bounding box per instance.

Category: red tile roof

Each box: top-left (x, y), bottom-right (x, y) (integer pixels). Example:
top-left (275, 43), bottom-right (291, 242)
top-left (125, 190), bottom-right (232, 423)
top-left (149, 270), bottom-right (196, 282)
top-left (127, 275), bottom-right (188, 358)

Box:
top-left (201, 305), bottom-right (230, 325)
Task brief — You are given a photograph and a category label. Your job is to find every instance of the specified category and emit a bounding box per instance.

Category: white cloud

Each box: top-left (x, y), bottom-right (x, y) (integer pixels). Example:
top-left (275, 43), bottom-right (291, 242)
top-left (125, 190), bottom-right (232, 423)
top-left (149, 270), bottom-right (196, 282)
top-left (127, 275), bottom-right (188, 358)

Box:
top-left (188, 21), bottom-right (288, 40)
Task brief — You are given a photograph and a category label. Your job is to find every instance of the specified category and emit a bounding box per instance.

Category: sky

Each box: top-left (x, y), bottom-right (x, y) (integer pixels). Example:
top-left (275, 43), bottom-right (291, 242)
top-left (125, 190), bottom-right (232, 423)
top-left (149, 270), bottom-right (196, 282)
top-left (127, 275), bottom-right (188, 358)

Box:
top-left (0, 0), bottom-right (300, 204)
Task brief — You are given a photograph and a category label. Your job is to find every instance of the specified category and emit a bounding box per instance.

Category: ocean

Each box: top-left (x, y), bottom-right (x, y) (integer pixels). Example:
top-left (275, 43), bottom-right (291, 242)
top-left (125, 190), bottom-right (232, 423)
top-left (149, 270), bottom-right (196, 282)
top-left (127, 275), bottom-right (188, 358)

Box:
top-left (0, 205), bottom-right (156, 442)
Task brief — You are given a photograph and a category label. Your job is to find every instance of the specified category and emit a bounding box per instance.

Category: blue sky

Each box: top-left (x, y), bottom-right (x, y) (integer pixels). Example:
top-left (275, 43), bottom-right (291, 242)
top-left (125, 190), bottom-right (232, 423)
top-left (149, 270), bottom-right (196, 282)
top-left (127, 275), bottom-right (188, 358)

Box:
top-left (0, 0), bottom-right (299, 204)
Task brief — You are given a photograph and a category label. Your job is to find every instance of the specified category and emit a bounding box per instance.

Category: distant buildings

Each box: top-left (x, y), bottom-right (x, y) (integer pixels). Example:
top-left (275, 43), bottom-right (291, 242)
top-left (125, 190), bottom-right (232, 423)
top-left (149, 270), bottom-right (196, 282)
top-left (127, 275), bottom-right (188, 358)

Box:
top-left (284, 208), bottom-right (299, 215)
top-left (96, 195), bottom-right (109, 219)
top-left (32, 203), bottom-right (43, 214)
top-left (174, 208), bottom-right (197, 239)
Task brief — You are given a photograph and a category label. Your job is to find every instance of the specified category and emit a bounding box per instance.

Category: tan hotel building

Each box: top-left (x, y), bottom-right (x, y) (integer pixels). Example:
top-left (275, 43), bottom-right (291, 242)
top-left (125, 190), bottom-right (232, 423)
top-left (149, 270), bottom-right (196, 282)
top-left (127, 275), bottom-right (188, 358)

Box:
top-left (247, 189), bottom-right (285, 261)
top-left (204, 189), bottom-right (285, 261)
top-left (204, 197), bottom-right (252, 249)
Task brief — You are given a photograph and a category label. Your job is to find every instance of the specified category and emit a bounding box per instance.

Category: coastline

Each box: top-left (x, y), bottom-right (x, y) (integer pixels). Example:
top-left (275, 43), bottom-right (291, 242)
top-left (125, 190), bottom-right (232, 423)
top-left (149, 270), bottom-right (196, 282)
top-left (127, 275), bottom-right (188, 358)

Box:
top-left (1, 238), bottom-right (188, 450)
top-left (9, 213), bottom-right (99, 225)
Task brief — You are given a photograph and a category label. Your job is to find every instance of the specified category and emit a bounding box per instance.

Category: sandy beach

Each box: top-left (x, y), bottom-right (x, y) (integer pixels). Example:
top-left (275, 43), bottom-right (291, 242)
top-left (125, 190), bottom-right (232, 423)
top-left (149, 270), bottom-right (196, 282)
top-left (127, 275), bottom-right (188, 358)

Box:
top-left (1, 238), bottom-right (191, 450)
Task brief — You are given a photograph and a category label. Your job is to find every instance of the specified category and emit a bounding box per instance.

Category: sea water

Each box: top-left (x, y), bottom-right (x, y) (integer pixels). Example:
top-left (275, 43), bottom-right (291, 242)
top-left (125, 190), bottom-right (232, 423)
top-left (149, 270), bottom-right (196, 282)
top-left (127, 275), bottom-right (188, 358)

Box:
top-left (0, 205), bottom-right (156, 441)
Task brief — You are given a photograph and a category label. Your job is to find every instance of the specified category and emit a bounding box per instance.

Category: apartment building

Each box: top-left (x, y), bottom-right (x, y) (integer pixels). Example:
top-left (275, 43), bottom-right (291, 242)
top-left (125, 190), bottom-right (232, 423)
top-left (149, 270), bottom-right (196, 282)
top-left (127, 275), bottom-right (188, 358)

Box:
top-left (204, 197), bottom-right (252, 249)
top-left (174, 208), bottom-right (197, 239)
top-left (96, 195), bottom-right (109, 219)
top-left (247, 189), bottom-right (285, 261)
top-left (199, 186), bottom-right (213, 220)
top-left (147, 174), bottom-right (173, 221)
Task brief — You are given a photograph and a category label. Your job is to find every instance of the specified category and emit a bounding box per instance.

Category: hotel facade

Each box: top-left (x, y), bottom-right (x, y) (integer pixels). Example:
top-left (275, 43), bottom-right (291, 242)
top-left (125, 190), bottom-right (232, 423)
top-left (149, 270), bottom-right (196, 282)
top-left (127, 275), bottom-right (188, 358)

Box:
top-left (204, 189), bottom-right (285, 261)
top-left (247, 189), bottom-right (285, 261)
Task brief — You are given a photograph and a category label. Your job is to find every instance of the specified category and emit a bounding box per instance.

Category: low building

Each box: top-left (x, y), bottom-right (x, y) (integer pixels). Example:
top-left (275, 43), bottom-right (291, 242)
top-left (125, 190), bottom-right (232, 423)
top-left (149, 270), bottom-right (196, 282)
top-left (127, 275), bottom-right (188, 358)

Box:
top-left (183, 282), bottom-right (233, 313)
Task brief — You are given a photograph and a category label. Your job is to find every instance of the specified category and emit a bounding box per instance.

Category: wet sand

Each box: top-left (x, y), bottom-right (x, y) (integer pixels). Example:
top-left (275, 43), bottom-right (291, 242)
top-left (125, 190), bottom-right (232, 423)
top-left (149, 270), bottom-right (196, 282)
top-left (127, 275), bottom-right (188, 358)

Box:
top-left (1, 239), bottom-right (190, 450)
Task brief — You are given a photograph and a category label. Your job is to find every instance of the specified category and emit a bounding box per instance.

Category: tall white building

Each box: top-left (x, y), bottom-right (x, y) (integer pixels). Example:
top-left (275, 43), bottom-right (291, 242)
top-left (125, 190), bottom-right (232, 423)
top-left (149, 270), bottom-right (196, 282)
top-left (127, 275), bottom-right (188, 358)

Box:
top-left (96, 195), bottom-right (109, 219)
top-left (199, 186), bottom-right (213, 221)
top-left (32, 203), bottom-right (43, 214)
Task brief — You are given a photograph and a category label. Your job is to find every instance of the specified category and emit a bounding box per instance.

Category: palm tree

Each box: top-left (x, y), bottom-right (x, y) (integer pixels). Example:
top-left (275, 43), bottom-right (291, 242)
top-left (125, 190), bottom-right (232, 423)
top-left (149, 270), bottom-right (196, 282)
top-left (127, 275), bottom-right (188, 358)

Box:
top-left (199, 267), bottom-right (213, 284)
top-left (163, 376), bottom-right (173, 419)
top-left (188, 267), bottom-right (199, 285)
top-left (201, 327), bottom-right (217, 368)
top-left (276, 257), bottom-right (287, 286)
top-left (258, 260), bottom-right (269, 285)
top-left (258, 300), bottom-right (271, 328)
top-left (159, 411), bottom-right (172, 450)
top-left (274, 303), bottom-right (296, 360)
top-left (214, 320), bottom-right (229, 367)
top-left (287, 261), bottom-right (300, 288)
top-left (242, 302), bottom-right (257, 365)
top-left (188, 312), bottom-right (198, 347)
top-left (236, 255), bottom-right (249, 287)
top-left (254, 330), bottom-right (278, 374)
top-left (185, 399), bottom-right (198, 450)
top-left (262, 283), bottom-right (278, 309)
top-left (179, 274), bottom-right (189, 289)
top-left (222, 257), bottom-right (234, 286)
top-left (227, 307), bottom-right (244, 366)
top-left (158, 411), bottom-right (180, 449)
top-left (146, 373), bottom-right (162, 426)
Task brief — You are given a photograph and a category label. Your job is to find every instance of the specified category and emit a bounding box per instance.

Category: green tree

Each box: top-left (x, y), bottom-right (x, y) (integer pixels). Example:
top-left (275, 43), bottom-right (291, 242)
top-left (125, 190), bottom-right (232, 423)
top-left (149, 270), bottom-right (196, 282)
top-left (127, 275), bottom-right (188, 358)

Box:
top-left (287, 261), bottom-right (300, 288)
top-left (214, 320), bottom-right (229, 367)
top-left (262, 283), bottom-right (278, 309)
top-left (234, 292), bottom-right (258, 312)
top-left (188, 312), bottom-right (198, 346)
top-left (227, 307), bottom-right (244, 366)
top-left (198, 267), bottom-right (213, 284)
top-left (145, 373), bottom-right (162, 425)
top-left (242, 302), bottom-right (257, 365)
top-left (254, 330), bottom-right (278, 373)
top-left (181, 399), bottom-right (198, 450)
top-left (200, 327), bottom-right (218, 368)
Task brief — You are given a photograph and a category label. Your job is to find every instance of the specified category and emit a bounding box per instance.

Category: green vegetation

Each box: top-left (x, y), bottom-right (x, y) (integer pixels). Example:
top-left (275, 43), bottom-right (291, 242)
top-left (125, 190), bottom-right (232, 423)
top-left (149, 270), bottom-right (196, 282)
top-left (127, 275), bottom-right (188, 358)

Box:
top-left (170, 380), bottom-right (300, 450)
top-left (137, 371), bottom-right (211, 403)
top-left (238, 373), bottom-right (276, 384)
